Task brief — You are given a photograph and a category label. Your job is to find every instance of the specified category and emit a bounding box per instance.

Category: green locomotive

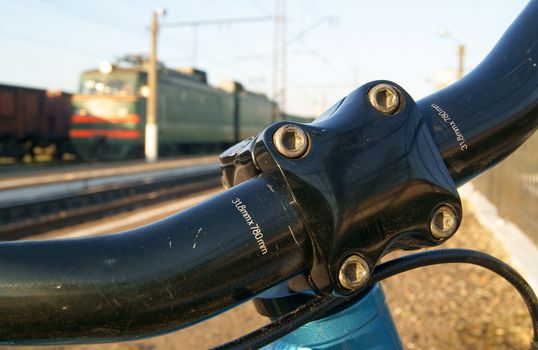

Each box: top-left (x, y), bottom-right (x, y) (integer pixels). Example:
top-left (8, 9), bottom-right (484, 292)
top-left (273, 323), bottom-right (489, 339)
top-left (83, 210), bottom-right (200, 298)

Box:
top-left (70, 61), bottom-right (282, 159)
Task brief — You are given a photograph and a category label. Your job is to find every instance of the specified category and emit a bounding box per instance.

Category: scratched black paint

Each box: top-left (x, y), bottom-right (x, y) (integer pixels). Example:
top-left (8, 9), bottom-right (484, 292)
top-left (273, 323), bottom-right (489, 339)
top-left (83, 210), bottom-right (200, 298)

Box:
top-left (0, 173), bottom-right (308, 343)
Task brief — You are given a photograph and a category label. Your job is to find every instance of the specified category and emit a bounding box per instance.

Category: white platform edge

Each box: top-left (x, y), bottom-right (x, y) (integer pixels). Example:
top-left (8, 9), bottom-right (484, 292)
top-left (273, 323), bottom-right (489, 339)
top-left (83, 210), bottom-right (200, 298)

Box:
top-left (459, 183), bottom-right (538, 292)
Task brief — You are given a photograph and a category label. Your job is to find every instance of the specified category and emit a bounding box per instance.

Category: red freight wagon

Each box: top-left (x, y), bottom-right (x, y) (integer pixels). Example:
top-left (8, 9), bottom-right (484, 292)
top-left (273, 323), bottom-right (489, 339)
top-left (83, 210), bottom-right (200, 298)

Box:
top-left (45, 89), bottom-right (73, 155)
top-left (0, 84), bottom-right (72, 159)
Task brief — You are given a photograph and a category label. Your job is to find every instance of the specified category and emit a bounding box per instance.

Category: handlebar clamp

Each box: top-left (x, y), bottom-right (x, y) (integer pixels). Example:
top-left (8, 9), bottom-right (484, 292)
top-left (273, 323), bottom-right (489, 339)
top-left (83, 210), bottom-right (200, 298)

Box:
top-left (221, 81), bottom-right (462, 294)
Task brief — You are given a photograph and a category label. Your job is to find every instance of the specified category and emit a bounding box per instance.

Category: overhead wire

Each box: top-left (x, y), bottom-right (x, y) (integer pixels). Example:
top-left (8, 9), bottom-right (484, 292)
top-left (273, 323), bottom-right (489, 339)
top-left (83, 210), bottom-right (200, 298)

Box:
top-left (0, 28), bottom-right (102, 60)
top-left (34, 0), bottom-right (144, 38)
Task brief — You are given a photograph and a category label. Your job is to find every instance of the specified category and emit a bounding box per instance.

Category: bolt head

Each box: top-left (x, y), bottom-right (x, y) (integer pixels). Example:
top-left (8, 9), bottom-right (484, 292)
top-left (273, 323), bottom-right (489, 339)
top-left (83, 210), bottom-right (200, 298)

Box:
top-left (430, 205), bottom-right (459, 239)
top-left (273, 124), bottom-right (309, 159)
top-left (338, 254), bottom-right (370, 291)
top-left (368, 83), bottom-right (401, 115)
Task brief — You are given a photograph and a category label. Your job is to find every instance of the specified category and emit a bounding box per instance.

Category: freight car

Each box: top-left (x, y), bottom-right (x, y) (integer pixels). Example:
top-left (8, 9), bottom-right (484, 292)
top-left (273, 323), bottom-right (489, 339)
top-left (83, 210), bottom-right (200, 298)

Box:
top-left (0, 84), bottom-right (72, 160)
top-left (70, 62), bottom-right (280, 160)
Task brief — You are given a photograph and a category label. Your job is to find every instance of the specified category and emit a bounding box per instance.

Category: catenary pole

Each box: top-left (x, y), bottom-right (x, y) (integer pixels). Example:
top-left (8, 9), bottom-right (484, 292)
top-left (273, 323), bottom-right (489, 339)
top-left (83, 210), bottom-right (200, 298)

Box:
top-left (145, 10), bottom-right (161, 163)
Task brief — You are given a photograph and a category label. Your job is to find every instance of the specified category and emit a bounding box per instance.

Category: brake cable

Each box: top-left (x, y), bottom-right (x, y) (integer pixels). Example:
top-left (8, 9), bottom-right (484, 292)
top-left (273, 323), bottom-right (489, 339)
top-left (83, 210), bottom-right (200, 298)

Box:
top-left (214, 248), bottom-right (538, 350)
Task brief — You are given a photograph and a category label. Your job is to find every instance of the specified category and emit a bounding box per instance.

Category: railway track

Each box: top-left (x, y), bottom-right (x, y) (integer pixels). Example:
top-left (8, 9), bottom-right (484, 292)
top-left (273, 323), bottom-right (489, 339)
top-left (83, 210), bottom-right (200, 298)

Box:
top-left (0, 154), bottom-right (218, 190)
top-left (0, 163), bottom-right (221, 240)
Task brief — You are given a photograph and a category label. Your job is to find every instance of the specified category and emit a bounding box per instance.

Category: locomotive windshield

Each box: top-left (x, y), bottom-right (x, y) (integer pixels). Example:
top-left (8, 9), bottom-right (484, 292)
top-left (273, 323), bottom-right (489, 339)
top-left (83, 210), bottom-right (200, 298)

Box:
top-left (79, 71), bottom-right (139, 96)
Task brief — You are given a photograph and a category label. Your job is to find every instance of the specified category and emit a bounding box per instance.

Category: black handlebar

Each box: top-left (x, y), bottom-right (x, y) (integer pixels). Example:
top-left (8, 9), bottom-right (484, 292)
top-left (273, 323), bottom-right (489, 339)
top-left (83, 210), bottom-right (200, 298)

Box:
top-left (0, 173), bottom-right (309, 343)
top-left (0, 0), bottom-right (537, 345)
top-left (418, 0), bottom-right (538, 185)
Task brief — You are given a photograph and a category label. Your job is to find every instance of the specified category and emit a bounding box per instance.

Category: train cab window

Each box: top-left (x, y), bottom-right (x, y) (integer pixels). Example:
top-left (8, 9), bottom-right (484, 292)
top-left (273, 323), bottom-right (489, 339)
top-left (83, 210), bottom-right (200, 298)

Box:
top-left (80, 71), bottom-right (138, 96)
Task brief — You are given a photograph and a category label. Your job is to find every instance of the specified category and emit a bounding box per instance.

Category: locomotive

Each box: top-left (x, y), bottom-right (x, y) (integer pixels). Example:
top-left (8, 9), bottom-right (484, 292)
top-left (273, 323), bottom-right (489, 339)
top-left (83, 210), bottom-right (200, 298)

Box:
top-left (70, 60), bottom-right (303, 160)
top-left (0, 61), bottom-right (312, 162)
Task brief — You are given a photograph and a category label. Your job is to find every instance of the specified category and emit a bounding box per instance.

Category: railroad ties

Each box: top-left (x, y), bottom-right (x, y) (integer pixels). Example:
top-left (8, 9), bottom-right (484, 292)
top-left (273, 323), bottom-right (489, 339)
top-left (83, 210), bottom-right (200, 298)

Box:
top-left (0, 156), bottom-right (221, 240)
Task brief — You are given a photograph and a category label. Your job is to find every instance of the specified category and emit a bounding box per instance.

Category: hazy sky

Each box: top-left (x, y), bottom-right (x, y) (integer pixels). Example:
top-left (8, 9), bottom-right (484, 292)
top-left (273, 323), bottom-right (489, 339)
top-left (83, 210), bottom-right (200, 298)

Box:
top-left (0, 0), bottom-right (530, 116)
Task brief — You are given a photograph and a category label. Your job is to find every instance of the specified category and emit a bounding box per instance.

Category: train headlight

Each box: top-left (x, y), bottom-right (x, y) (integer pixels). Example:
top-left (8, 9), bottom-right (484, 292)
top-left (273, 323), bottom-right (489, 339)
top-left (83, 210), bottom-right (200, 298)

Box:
top-left (95, 82), bottom-right (105, 92)
top-left (140, 85), bottom-right (150, 98)
top-left (99, 61), bottom-right (114, 74)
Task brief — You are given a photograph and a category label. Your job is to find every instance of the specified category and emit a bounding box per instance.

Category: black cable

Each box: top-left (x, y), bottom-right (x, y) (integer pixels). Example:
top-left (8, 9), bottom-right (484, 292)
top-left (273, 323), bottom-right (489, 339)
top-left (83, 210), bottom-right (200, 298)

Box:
top-left (212, 293), bottom-right (337, 350)
top-left (213, 248), bottom-right (538, 350)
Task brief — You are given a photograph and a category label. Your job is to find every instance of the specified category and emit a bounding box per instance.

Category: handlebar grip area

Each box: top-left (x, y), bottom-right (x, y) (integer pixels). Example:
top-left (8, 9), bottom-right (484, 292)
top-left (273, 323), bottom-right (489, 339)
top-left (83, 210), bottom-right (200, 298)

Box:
top-left (0, 172), bottom-right (309, 344)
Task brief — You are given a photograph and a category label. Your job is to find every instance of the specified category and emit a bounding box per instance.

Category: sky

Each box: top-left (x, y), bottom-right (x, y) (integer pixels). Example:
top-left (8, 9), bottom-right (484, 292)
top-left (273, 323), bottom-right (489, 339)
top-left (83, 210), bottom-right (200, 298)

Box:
top-left (0, 0), bottom-right (531, 116)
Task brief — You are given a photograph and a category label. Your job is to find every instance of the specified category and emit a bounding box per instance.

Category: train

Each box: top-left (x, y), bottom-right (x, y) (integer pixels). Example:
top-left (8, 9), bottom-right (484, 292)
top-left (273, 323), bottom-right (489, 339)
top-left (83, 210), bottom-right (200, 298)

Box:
top-left (70, 60), bottom-right (313, 160)
top-left (0, 84), bottom-right (72, 160)
top-left (0, 60), bottom-right (313, 162)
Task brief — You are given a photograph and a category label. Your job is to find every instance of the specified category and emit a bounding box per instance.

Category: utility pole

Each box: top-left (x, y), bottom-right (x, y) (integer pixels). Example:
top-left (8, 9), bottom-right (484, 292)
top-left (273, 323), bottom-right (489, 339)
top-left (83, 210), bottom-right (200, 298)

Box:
top-left (145, 9), bottom-right (165, 163)
top-left (272, 0), bottom-right (280, 121)
top-left (192, 25), bottom-right (198, 65)
top-left (272, 0), bottom-right (286, 121)
top-left (437, 27), bottom-right (465, 81)
top-left (281, 0), bottom-right (287, 114)
top-left (457, 44), bottom-right (465, 80)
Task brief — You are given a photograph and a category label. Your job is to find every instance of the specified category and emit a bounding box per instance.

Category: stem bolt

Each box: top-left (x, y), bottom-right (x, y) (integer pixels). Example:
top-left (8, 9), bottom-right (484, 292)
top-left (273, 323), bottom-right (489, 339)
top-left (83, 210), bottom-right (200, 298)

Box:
top-left (430, 205), bottom-right (459, 239)
top-left (338, 254), bottom-right (370, 291)
top-left (368, 83), bottom-right (401, 115)
top-left (273, 124), bottom-right (309, 159)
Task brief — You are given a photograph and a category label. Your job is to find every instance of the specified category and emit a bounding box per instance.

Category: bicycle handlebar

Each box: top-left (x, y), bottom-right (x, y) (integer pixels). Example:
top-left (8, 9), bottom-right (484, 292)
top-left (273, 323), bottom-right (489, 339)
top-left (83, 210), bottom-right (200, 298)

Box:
top-left (0, 0), bottom-right (536, 344)
top-left (0, 173), bottom-right (309, 343)
top-left (418, 0), bottom-right (538, 184)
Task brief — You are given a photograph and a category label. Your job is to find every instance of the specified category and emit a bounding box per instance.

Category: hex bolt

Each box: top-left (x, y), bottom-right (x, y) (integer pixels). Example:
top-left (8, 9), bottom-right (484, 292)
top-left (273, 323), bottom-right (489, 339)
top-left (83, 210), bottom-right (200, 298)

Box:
top-left (338, 254), bottom-right (370, 291)
top-left (273, 124), bottom-right (309, 159)
top-left (430, 204), bottom-right (459, 239)
top-left (368, 83), bottom-right (401, 115)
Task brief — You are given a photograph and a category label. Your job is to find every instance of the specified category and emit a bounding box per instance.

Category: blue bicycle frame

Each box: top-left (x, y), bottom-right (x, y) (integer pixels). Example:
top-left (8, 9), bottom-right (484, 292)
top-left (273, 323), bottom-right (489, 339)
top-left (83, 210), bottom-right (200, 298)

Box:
top-left (264, 285), bottom-right (402, 349)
